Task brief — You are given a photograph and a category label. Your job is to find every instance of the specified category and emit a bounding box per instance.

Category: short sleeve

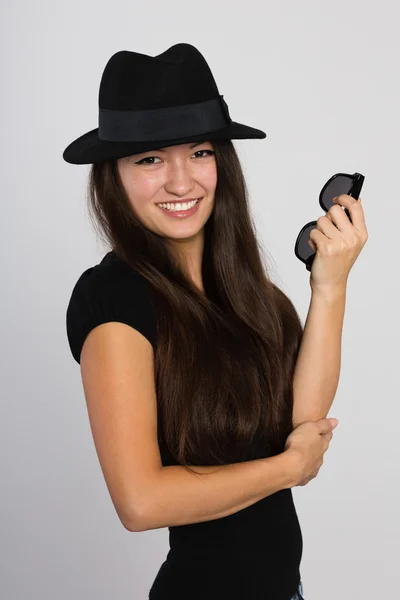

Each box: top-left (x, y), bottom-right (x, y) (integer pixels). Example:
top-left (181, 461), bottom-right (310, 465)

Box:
top-left (66, 258), bottom-right (157, 364)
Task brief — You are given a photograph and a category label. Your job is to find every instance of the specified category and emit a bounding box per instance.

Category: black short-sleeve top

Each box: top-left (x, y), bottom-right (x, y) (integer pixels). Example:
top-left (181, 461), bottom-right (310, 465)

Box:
top-left (65, 250), bottom-right (303, 600)
top-left (66, 250), bottom-right (157, 365)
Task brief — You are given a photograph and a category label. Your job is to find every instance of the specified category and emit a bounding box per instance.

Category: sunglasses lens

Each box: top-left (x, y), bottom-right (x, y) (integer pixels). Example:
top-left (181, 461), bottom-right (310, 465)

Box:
top-left (296, 222), bottom-right (317, 262)
top-left (321, 175), bottom-right (353, 211)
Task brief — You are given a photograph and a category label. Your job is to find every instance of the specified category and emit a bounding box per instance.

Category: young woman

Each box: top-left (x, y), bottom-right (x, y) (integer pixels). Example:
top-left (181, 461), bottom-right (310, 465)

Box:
top-left (64, 43), bottom-right (367, 600)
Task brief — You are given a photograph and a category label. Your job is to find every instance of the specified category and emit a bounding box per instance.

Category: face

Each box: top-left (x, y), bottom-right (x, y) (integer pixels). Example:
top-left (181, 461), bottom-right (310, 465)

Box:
top-left (116, 141), bottom-right (217, 243)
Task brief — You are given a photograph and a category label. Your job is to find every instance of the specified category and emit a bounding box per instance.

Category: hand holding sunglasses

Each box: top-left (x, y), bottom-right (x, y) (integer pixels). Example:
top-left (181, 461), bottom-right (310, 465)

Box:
top-left (294, 172), bottom-right (368, 289)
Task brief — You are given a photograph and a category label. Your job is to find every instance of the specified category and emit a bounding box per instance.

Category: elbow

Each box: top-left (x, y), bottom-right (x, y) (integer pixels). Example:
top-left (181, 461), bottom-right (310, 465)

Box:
top-left (121, 511), bottom-right (145, 533)
top-left (122, 499), bottom-right (151, 533)
top-left (120, 508), bottom-right (143, 532)
top-left (120, 475), bottom-right (161, 532)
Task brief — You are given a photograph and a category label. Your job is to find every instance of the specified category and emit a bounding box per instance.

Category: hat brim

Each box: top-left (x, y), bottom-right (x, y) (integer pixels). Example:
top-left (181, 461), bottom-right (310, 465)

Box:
top-left (62, 122), bottom-right (267, 165)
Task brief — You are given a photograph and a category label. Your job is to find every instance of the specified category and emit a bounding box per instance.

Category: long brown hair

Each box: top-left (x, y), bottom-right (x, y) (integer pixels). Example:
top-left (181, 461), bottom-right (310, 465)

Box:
top-left (86, 139), bottom-right (304, 474)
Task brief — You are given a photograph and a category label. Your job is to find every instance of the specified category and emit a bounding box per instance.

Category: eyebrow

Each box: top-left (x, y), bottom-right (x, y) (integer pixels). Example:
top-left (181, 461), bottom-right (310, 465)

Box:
top-left (155, 141), bottom-right (206, 153)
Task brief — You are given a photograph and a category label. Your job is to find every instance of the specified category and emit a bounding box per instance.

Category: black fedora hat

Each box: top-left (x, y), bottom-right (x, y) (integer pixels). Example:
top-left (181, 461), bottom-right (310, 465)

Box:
top-left (62, 43), bottom-right (267, 165)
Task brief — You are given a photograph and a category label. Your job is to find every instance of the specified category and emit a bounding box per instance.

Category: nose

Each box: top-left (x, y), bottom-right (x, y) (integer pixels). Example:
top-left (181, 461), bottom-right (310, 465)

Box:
top-left (164, 159), bottom-right (196, 197)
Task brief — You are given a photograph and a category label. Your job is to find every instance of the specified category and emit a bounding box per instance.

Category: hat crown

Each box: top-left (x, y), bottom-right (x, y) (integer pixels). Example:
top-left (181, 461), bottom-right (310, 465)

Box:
top-left (98, 43), bottom-right (220, 111)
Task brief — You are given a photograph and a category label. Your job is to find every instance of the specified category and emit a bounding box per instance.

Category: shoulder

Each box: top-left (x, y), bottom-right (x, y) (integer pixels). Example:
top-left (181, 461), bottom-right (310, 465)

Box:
top-left (66, 251), bottom-right (157, 364)
top-left (70, 250), bottom-right (156, 310)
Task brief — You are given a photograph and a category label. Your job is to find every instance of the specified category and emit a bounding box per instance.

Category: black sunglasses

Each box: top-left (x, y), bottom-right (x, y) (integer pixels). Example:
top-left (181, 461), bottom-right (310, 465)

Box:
top-left (294, 172), bottom-right (365, 271)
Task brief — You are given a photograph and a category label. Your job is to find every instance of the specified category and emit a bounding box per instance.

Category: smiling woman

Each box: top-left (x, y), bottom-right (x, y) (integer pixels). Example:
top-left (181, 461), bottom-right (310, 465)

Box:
top-left (70, 136), bottom-right (306, 600)
top-left (64, 43), bottom-right (308, 600)
top-left (113, 141), bottom-right (218, 289)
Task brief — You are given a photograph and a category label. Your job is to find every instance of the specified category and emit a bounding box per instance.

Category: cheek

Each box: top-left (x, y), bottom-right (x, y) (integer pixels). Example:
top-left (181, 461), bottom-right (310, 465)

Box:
top-left (200, 164), bottom-right (218, 190)
top-left (210, 169), bottom-right (218, 189)
top-left (125, 174), bottom-right (159, 206)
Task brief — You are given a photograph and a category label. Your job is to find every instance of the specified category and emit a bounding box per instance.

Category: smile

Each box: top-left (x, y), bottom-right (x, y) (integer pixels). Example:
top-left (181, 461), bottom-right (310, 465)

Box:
top-left (156, 198), bottom-right (202, 218)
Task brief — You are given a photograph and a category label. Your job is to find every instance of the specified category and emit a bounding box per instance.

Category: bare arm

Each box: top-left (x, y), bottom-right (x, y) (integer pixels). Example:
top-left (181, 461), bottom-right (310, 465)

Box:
top-left (79, 321), bottom-right (297, 535)
top-left (133, 451), bottom-right (296, 532)
top-left (292, 287), bottom-right (346, 427)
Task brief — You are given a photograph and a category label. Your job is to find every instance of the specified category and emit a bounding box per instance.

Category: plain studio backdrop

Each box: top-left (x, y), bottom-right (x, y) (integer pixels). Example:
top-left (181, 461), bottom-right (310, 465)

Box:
top-left (1, 1), bottom-right (398, 599)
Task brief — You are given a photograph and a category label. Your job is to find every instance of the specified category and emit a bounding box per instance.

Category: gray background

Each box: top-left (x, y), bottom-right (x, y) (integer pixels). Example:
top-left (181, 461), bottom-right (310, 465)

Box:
top-left (2, 1), bottom-right (398, 598)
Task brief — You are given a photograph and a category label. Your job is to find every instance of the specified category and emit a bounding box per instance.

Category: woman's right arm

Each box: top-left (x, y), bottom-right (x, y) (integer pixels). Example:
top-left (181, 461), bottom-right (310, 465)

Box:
top-left (140, 416), bottom-right (337, 531)
top-left (79, 321), bottom-right (300, 534)
top-left (136, 452), bottom-right (297, 532)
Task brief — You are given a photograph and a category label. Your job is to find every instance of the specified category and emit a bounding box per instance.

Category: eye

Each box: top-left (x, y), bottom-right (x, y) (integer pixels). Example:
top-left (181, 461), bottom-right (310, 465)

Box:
top-left (193, 150), bottom-right (215, 158)
top-left (134, 156), bottom-right (161, 165)
top-left (134, 149), bottom-right (215, 165)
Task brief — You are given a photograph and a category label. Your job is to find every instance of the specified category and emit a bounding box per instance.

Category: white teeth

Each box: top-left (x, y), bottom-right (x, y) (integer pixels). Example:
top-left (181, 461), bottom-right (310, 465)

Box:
top-left (158, 199), bottom-right (199, 212)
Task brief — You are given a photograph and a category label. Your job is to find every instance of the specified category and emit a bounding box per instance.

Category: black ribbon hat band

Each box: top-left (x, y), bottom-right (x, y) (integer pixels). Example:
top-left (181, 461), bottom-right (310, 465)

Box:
top-left (98, 95), bottom-right (232, 142)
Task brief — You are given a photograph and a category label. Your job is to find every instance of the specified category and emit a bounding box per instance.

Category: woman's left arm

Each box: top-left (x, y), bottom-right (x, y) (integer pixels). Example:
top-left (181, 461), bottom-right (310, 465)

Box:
top-left (291, 192), bottom-right (368, 428)
top-left (292, 286), bottom-right (346, 428)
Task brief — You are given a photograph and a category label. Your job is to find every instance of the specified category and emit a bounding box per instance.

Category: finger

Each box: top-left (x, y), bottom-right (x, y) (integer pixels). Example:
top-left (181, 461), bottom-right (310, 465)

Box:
top-left (326, 204), bottom-right (354, 233)
top-left (308, 238), bottom-right (316, 251)
top-left (332, 193), bottom-right (358, 208)
top-left (315, 215), bottom-right (342, 239)
top-left (326, 204), bottom-right (356, 242)
top-left (309, 228), bottom-right (327, 247)
top-left (332, 194), bottom-right (367, 234)
top-left (316, 417), bottom-right (338, 434)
